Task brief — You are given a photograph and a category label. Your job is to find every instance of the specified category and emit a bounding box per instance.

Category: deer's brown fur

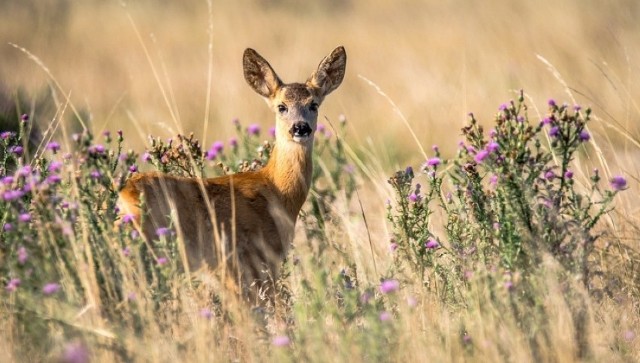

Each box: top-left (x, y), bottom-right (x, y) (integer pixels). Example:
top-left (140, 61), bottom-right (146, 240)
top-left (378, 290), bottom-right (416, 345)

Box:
top-left (118, 46), bottom-right (346, 300)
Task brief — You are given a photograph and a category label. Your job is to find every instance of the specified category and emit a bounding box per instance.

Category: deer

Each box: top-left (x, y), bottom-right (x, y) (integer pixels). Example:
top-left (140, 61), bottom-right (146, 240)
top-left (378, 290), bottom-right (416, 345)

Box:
top-left (118, 46), bottom-right (346, 302)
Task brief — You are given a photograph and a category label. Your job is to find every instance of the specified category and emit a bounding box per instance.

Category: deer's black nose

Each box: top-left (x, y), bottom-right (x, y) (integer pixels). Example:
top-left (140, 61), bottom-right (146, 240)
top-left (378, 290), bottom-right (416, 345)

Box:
top-left (289, 122), bottom-right (312, 138)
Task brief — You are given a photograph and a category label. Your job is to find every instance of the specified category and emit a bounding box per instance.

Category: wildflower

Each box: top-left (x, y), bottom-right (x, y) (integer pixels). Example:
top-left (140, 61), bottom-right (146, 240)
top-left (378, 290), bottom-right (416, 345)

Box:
top-left (0, 131), bottom-right (14, 139)
top-left (504, 281), bottom-right (514, 291)
top-left (493, 222), bottom-right (500, 230)
top-left (199, 308), bottom-right (213, 319)
top-left (1, 176), bottom-right (14, 185)
top-left (211, 141), bottom-right (224, 154)
top-left (2, 190), bottom-right (24, 201)
top-left (610, 176), bottom-right (627, 191)
top-left (544, 170), bottom-right (555, 181)
top-left (122, 247), bottom-right (131, 257)
top-left (5, 278), bottom-right (21, 292)
top-left (247, 124), bottom-right (261, 136)
top-left (564, 170), bottom-right (574, 180)
top-left (486, 141), bottom-right (499, 152)
top-left (425, 157), bottom-right (441, 168)
top-left (360, 292), bottom-right (372, 304)
top-left (542, 117), bottom-right (552, 125)
top-left (49, 161), bottom-right (64, 173)
top-left (21, 114), bottom-right (29, 122)
top-left (489, 129), bottom-right (497, 138)
top-left (46, 141), bottom-right (61, 153)
top-left (47, 174), bottom-right (62, 184)
top-left (141, 152), bottom-right (152, 163)
top-left (425, 239), bottom-right (439, 249)
top-left (574, 104), bottom-right (582, 112)
top-left (43, 282), bottom-right (61, 295)
top-left (61, 341), bottom-right (90, 363)
top-left (408, 193), bottom-right (420, 203)
top-left (498, 103), bottom-right (508, 111)
top-left (517, 116), bottom-right (525, 123)
top-left (18, 213), bottom-right (31, 223)
top-left (578, 129), bottom-right (590, 142)
top-left (489, 174), bottom-right (498, 186)
top-left (205, 149), bottom-right (217, 160)
top-left (88, 144), bottom-right (105, 154)
top-left (156, 257), bottom-right (168, 266)
top-left (379, 311), bottom-right (392, 322)
top-left (229, 137), bottom-right (238, 148)
top-left (389, 242), bottom-right (398, 252)
top-left (272, 335), bottom-right (291, 347)
top-left (548, 99), bottom-right (556, 107)
top-left (232, 118), bottom-right (240, 126)
top-left (128, 165), bottom-right (138, 173)
top-left (17, 246), bottom-right (28, 264)
top-left (379, 279), bottom-right (400, 294)
top-left (156, 227), bottom-right (171, 237)
top-left (268, 127), bottom-right (276, 138)
top-left (17, 165), bottom-right (31, 177)
top-left (405, 166), bottom-right (414, 177)
top-left (474, 150), bottom-right (489, 163)
top-left (549, 126), bottom-right (559, 138)
top-left (9, 146), bottom-right (23, 156)
top-left (3, 223), bottom-right (13, 232)
top-left (121, 214), bottom-right (135, 224)
top-left (89, 170), bottom-right (103, 180)
top-left (463, 334), bottom-right (472, 344)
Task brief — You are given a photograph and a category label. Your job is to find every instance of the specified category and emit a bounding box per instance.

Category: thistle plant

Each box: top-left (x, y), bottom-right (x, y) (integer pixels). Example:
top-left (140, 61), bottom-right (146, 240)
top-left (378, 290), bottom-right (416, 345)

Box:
top-left (388, 91), bottom-right (626, 296)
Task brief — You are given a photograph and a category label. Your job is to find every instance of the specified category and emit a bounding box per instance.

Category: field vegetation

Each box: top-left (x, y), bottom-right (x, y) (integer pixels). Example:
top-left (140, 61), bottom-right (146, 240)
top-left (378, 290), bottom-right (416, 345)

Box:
top-left (1, 1), bottom-right (640, 362)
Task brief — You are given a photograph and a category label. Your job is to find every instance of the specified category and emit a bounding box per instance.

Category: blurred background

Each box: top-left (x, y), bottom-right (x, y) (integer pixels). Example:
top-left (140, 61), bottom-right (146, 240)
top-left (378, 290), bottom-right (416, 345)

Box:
top-left (1, 0), bottom-right (639, 166)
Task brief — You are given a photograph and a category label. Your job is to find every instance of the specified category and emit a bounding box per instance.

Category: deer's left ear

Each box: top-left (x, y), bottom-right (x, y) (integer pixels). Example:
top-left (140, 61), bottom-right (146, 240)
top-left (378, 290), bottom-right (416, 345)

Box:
top-left (243, 48), bottom-right (283, 98)
top-left (307, 46), bottom-right (346, 98)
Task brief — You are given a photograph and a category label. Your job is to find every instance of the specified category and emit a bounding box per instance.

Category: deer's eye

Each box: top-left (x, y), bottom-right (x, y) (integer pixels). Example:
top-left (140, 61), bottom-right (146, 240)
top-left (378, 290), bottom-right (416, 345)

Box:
top-left (277, 104), bottom-right (288, 113)
top-left (309, 103), bottom-right (319, 112)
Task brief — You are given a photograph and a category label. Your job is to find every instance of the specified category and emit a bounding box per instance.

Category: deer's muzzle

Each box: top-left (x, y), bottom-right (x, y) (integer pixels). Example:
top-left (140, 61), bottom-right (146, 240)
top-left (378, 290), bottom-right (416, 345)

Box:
top-left (289, 122), bottom-right (313, 140)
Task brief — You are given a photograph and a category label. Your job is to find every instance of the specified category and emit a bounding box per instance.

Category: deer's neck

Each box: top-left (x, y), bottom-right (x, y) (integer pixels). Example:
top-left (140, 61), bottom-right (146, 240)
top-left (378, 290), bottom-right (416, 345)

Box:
top-left (262, 140), bottom-right (313, 220)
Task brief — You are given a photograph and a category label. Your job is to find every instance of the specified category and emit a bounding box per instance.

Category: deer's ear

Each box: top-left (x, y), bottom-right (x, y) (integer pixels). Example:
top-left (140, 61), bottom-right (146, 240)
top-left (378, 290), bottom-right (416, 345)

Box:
top-left (243, 48), bottom-right (283, 98)
top-left (307, 46), bottom-right (346, 98)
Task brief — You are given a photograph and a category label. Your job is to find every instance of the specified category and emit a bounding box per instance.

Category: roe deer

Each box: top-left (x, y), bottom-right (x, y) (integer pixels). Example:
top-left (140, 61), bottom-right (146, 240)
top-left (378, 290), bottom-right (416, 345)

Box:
top-left (118, 46), bottom-right (346, 301)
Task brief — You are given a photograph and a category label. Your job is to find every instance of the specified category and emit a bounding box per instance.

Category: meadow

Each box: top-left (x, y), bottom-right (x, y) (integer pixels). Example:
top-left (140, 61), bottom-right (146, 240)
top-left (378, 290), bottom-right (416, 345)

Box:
top-left (1, 0), bottom-right (640, 362)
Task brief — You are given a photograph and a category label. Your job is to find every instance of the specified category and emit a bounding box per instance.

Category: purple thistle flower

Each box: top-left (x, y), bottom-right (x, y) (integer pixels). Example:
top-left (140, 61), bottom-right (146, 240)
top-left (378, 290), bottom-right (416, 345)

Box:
top-left (89, 144), bottom-right (105, 154)
top-left (425, 239), bottom-right (439, 249)
top-left (360, 292), bottom-right (372, 304)
top-left (9, 146), bottom-right (23, 156)
top-left (425, 157), bottom-right (441, 167)
top-left (489, 129), bottom-right (497, 138)
top-left (89, 170), bottom-right (102, 180)
top-left (0, 131), bottom-right (14, 139)
top-left (389, 242), bottom-right (398, 252)
top-left (317, 124), bottom-right (326, 133)
top-left (2, 190), bottom-right (24, 201)
top-left (17, 246), bottom-right (28, 264)
top-left (18, 213), bottom-right (31, 223)
top-left (229, 137), bottom-right (238, 148)
top-left (141, 152), bottom-right (152, 163)
top-left (121, 214), bottom-right (135, 224)
top-left (46, 142), bottom-right (61, 153)
top-left (498, 103), bottom-right (508, 111)
top-left (379, 279), bottom-right (400, 294)
top-left (156, 227), bottom-right (171, 237)
top-left (247, 124), bottom-right (261, 136)
top-left (408, 193), bottom-right (420, 203)
top-left (542, 117), bottom-right (552, 125)
top-left (489, 174), bottom-right (498, 186)
top-left (405, 166), bottom-right (414, 177)
top-left (43, 282), bottom-right (61, 295)
top-left (578, 130), bottom-right (590, 142)
top-left (486, 141), bottom-right (499, 153)
top-left (3, 223), bottom-right (13, 232)
top-left (548, 99), bottom-right (556, 107)
top-left (474, 150), bottom-right (490, 163)
top-left (549, 126), bottom-right (560, 138)
top-left (47, 174), bottom-right (62, 184)
top-left (156, 257), bottom-right (168, 266)
top-left (5, 278), bottom-right (21, 292)
top-left (610, 176), bottom-right (627, 191)
top-left (21, 114), bottom-right (29, 122)
top-left (544, 170), bottom-right (555, 181)
top-left (564, 170), bottom-right (574, 180)
top-left (205, 149), bottom-right (217, 161)
top-left (574, 105), bottom-right (582, 112)
top-left (128, 165), bottom-right (138, 173)
top-left (504, 281), bottom-right (514, 291)
top-left (268, 127), bottom-right (276, 138)
top-left (211, 141), bottom-right (224, 153)
top-left (61, 341), bottom-right (90, 363)
top-left (18, 165), bottom-right (31, 177)
top-left (2, 176), bottom-right (14, 185)
top-left (48, 161), bottom-right (63, 172)
top-left (272, 335), bottom-right (291, 347)
top-left (122, 246), bottom-right (131, 257)
top-left (379, 311), bottom-right (393, 322)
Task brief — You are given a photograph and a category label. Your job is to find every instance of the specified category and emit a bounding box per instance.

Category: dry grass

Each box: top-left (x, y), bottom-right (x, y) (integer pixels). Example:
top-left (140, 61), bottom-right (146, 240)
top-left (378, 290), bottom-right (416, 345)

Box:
top-left (1, 0), bottom-right (640, 362)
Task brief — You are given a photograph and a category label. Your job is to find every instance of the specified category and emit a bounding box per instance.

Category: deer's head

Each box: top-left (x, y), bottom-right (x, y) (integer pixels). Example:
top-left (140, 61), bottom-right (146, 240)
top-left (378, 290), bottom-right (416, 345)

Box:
top-left (243, 46), bottom-right (346, 145)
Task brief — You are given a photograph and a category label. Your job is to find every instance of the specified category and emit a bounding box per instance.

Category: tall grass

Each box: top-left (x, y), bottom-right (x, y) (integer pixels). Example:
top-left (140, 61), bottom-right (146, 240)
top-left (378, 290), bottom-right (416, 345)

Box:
top-left (1, 88), bottom-right (639, 362)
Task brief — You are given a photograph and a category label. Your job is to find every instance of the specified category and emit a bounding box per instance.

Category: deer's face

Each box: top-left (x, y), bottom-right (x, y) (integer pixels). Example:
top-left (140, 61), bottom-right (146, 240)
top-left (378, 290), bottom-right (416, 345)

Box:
top-left (243, 46), bottom-right (346, 145)
top-left (270, 84), bottom-right (323, 144)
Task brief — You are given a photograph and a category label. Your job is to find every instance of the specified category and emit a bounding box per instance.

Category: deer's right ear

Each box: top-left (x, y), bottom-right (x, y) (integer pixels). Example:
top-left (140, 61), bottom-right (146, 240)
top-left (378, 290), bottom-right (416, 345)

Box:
top-left (243, 48), bottom-right (282, 98)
